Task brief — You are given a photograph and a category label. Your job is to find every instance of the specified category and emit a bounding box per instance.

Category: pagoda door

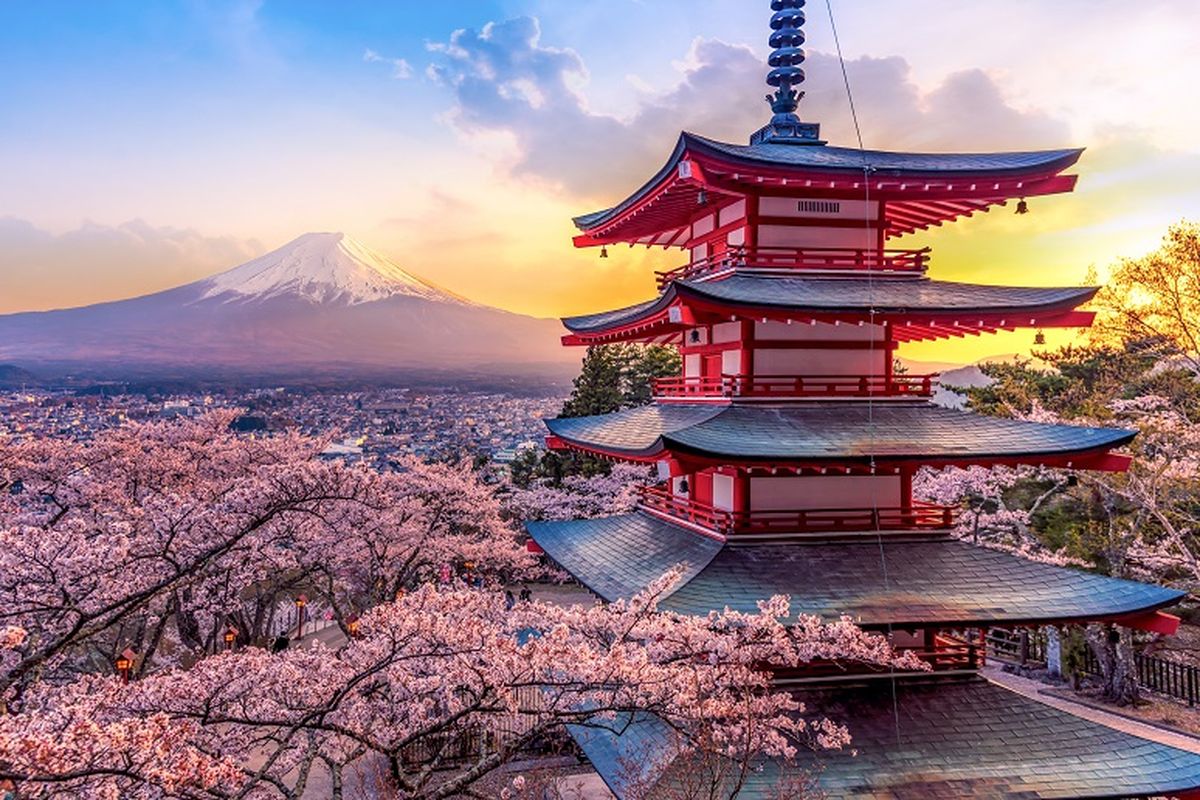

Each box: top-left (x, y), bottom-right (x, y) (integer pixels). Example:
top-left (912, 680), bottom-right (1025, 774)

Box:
top-left (702, 354), bottom-right (723, 391)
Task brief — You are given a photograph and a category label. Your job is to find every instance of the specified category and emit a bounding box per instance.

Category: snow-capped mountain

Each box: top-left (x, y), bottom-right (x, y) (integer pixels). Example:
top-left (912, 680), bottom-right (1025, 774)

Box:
top-left (0, 233), bottom-right (575, 381)
top-left (196, 232), bottom-right (467, 306)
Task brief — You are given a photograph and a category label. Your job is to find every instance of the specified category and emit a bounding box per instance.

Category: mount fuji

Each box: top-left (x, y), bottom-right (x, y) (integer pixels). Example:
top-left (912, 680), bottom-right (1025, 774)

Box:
top-left (0, 233), bottom-right (576, 383)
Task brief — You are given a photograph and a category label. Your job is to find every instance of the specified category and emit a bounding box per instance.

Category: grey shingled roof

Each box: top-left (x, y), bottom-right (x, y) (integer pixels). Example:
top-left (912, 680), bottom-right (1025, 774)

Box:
top-left (562, 275), bottom-right (1098, 334)
top-left (574, 132), bottom-right (1083, 231)
top-left (575, 677), bottom-right (1200, 799)
top-left (527, 513), bottom-right (1182, 627)
top-left (544, 402), bottom-right (1134, 463)
top-left (525, 514), bottom-right (722, 602)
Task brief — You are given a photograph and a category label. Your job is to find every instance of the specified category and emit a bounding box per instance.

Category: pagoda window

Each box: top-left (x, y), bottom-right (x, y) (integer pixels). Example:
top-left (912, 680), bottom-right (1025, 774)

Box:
top-left (711, 322), bottom-right (742, 344)
top-left (726, 226), bottom-right (746, 247)
top-left (758, 223), bottom-right (879, 249)
top-left (748, 474), bottom-right (902, 512)
top-left (711, 472), bottom-right (735, 512)
top-left (718, 199), bottom-right (747, 228)
top-left (749, 320), bottom-right (889, 379)
top-left (758, 196), bottom-right (878, 220)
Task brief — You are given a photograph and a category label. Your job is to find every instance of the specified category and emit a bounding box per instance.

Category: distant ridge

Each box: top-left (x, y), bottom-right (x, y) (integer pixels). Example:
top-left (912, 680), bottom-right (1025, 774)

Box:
top-left (0, 233), bottom-right (577, 381)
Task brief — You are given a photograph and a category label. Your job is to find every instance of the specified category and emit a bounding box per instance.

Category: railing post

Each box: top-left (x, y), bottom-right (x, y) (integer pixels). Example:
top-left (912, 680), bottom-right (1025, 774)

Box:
top-left (1018, 630), bottom-right (1030, 666)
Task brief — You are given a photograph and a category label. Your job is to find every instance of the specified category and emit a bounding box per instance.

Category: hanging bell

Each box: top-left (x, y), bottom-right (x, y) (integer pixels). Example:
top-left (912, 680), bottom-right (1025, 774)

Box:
top-left (600, 246), bottom-right (609, 259)
top-left (1033, 329), bottom-right (1046, 345)
top-left (697, 189), bottom-right (708, 207)
top-left (1015, 198), bottom-right (1029, 215)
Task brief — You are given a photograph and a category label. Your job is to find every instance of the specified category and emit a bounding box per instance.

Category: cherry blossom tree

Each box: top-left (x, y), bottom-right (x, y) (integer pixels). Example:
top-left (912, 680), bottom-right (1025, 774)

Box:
top-left (0, 575), bottom-right (921, 799)
top-left (503, 461), bottom-right (654, 522)
top-left (917, 395), bottom-right (1200, 705)
top-left (912, 463), bottom-right (1084, 567)
top-left (0, 412), bottom-right (529, 702)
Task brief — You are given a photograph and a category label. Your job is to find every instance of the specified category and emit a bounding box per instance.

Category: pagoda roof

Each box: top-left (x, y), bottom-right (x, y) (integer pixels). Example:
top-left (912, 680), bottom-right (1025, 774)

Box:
top-left (562, 273), bottom-right (1097, 342)
top-left (571, 677), bottom-right (1200, 799)
top-left (526, 512), bottom-right (1181, 628)
top-left (544, 402), bottom-right (1133, 468)
top-left (573, 132), bottom-right (1083, 245)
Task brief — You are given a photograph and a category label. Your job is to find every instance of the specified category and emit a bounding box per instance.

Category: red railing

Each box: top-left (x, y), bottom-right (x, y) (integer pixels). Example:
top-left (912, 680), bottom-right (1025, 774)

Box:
top-left (638, 484), bottom-right (734, 532)
top-left (653, 373), bottom-right (938, 400)
top-left (772, 634), bottom-right (982, 682)
top-left (656, 245), bottom-right (931, 287)
top-left (638, 485), bottom-right (956, 537)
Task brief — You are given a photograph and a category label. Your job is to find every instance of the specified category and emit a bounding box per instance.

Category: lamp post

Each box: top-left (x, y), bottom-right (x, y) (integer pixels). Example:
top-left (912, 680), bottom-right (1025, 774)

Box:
top-left (223, 626), bottom-right (238, 651)
top-left (115, 647), bottom-right (136, 683)
top-left (347, 614), bottom-right (360, 639)
top-left (295, 594), bottom-right (307, 640)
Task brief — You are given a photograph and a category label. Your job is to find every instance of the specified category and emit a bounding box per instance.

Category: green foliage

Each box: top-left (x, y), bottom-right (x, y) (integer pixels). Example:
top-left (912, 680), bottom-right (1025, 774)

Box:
top-left (958, 339), bottom-right (1199, 421)
top-left (550, 343), bottom-right (682, 483)
top-left (507, 448), bottom-right (540, 489)
top-left (560, 344), bottom-right (682, 418)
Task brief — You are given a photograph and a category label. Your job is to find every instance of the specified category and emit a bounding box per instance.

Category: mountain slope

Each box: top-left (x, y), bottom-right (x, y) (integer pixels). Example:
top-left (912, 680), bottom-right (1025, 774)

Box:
top-left (196, 232), bottom-right (464, 306)
top-left (0, 233), bottom-right (575, 379)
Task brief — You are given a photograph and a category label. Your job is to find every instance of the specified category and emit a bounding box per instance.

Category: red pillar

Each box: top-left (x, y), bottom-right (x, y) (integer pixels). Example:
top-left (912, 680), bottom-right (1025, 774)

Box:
top-left (883, 323), bottom-right (894, 390)
top-left (739, 319), bottom-right (756, 381)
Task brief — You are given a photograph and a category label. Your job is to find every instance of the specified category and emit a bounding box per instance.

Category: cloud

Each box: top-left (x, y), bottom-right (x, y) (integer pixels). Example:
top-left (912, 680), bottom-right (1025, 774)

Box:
top-left (426, 18), bottom-right (1071, 200)
top-left (0, 219), bottom-right (263, 314)
top-left (364, 48), bottom-right (413, 80)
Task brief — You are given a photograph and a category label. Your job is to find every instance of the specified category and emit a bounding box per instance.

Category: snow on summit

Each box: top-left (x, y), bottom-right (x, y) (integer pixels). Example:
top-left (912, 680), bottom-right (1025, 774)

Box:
top-left (197, 232), bottom-right (467, 305)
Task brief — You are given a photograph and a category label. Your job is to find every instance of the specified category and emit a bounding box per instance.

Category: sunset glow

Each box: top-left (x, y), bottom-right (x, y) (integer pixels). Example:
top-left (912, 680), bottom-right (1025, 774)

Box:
top-left (1, 1), bottom-right (1197, 365)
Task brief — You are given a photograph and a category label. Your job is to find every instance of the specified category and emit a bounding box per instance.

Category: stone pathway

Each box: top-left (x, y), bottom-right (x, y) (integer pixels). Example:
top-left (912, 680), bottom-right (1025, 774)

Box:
top-left (982, 665), bottom-right (1200, 754)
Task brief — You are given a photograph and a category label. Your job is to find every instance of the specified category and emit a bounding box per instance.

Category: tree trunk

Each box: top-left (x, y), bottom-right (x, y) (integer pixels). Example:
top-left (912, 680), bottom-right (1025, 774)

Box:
top-left (1086, 623), bottom-right (1139, 706)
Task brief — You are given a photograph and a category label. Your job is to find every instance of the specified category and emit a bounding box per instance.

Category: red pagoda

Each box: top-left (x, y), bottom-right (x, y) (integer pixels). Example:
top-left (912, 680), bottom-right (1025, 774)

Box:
top-left (528, 2), bottom-right (1200, 797)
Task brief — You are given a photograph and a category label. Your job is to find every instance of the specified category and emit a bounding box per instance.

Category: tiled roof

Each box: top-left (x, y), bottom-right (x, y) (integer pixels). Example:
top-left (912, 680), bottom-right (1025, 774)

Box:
top-left (544, 403), bottom-right (1134, 463)
top-left (574, 132), bottom-right (1083, 232)
top-left (527, 513), bottom-right (1182, 627)
top-left (574, 677), bottom-right (1200, 799)
top-left (525, 513), bottom-right (722, 602)
top-left (562, 275), bottom-right (1098, 334)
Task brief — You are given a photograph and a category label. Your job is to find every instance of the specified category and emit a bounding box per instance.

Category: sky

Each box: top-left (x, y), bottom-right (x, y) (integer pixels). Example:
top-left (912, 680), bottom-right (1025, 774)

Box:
top-left (1, 0), bottom-right (1198, 364)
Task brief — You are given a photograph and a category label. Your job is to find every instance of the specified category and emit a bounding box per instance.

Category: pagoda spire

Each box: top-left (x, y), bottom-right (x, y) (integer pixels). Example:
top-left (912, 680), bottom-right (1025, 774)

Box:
top-left (750, 0), bottom-right (825, 146)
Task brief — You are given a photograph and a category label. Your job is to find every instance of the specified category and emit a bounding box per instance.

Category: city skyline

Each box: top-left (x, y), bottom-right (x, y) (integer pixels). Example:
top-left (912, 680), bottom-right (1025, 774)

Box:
top-left (2, 1), bottom-right (1198, 365)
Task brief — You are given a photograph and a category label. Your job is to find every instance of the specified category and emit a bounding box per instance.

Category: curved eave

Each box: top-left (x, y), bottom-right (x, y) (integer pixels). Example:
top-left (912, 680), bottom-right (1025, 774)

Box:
top-left (573, 678), bottom-right (1200, 800)
top-left (573, 131), bottom-right (1084, 245)
top-left (544, 403), bottom-right (1136, 469)
top-left (561, 278), bottom-right (1099, 345)
top-left (527, 512), bottom-right (1183, 630)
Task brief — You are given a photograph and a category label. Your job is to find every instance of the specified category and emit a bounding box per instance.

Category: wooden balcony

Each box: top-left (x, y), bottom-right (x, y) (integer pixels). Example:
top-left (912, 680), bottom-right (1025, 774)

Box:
top-left (638, 485), bottom-right (957, 538)
top-left (656, 245), bottom-right (931, 288)
top-left (653, 373), bottom-right (938, 401)
top-left (773, 633), bottom-right (983, 682)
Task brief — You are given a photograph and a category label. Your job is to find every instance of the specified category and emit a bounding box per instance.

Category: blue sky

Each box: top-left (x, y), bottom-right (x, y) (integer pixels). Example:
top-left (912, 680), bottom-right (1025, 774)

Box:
top-left (1, 1), bottom-right (1198, 363)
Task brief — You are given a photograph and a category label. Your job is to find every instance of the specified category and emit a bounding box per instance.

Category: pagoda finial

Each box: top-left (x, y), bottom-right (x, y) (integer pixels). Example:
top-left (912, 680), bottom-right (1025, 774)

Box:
top-left (750, 0), bottom-right (825, 146)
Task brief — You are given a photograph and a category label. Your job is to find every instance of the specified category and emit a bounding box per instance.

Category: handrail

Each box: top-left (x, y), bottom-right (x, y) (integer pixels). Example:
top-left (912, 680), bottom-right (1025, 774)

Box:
top-left (653, 373), bottom-right (938, 400)
top-left (638, 485), bottom-right (956, 536)
top-left (656, 245), bottom-right (931, 287)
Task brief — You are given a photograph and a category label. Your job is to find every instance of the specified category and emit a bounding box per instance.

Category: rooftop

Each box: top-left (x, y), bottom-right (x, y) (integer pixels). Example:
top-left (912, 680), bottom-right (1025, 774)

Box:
top-left (545, 402), bottom-right (1133, 467)
top-left (572, 132), bottom-right (1083, 246)
top-left (572, 676), bottom-right (1200, 799)
top-left (526, 512), bottom-right (1181, 628)
top-left (562, 272), bottom-right (1098, 342)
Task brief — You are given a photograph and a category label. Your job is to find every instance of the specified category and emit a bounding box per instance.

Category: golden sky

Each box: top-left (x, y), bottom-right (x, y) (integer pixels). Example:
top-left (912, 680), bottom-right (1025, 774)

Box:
top-left (0, 1), bottom-right (1196, 365)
